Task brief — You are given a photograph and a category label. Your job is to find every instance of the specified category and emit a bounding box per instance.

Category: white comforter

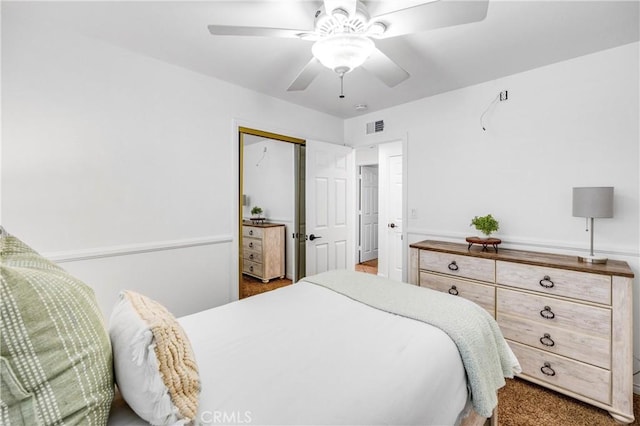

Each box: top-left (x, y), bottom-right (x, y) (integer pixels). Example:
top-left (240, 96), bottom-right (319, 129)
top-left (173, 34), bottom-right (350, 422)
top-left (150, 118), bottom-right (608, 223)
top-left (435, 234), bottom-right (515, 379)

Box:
top-left (108, 281), bottom-right (468, 425)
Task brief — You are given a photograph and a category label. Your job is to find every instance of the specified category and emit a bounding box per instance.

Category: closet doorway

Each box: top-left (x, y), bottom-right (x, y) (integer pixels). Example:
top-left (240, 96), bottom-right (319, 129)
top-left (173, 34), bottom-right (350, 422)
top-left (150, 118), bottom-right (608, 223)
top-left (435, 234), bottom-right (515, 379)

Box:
top-left (238, 127), bottom-right (306, 299)
top-left (353, 140), bottom-right (404, 280)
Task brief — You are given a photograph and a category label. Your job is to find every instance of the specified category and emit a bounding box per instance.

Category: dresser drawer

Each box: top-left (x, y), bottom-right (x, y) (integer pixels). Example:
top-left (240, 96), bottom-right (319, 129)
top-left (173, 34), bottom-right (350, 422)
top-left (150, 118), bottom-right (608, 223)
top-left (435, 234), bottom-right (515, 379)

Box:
top-left (243, 238), bottom-right (262, 252)
top-left (242, 226), bottom-right (264, 239)
top-left (243, 250), bottom-right (263, 263)
top-left (498, 313), bottom-right (610, 369)
top-left (496, 261), bottom-right (611, 304)
top-left (419, 272), bottom-right (495, 317)
top-left (242, 259), bottom-right (263, 277)
top-left (419, 251), bottom-right (495, 282)
top-left (509, 341), bottom-right (611, 405)
top-left (497, 288), bottom-right (610, 339)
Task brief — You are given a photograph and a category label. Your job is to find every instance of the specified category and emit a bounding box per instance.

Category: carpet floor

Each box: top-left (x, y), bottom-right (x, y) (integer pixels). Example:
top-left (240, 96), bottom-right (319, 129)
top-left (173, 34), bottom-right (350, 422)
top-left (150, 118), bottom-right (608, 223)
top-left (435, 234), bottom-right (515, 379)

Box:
top-left (498, 377), bottom-right (639, 425)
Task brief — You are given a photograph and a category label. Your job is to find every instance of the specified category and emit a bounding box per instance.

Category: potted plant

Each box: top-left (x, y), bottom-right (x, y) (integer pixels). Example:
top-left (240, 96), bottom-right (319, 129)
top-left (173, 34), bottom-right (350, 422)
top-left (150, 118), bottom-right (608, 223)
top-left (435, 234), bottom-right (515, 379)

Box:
top-left (470, 214), bottom-right (499, 238)
top-left (251, 206), bottom-right (263, 218)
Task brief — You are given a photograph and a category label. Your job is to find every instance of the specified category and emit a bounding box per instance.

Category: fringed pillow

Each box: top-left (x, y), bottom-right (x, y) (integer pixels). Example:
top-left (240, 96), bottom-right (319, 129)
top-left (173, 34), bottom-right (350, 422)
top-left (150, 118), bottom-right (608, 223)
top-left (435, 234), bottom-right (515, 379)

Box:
top-left (109, 290), bottom-right (200, 425)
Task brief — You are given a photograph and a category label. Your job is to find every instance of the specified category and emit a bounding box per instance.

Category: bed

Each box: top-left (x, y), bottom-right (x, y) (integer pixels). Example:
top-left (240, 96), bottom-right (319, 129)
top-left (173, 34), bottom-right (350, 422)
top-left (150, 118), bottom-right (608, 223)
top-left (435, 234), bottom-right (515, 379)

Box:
top-left (1, 229), bottom-right (519, 426)
top-left (107, 270), bottom-right (519, 426)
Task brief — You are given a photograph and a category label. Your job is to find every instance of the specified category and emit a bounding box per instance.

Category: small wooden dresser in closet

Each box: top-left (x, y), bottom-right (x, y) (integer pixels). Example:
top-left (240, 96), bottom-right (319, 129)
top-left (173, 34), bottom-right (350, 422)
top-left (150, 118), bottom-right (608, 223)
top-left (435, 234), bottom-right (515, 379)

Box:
top-left (242, 222), bottom-right (285, 283)
top-left (409, 240), bottom-right (635, 424)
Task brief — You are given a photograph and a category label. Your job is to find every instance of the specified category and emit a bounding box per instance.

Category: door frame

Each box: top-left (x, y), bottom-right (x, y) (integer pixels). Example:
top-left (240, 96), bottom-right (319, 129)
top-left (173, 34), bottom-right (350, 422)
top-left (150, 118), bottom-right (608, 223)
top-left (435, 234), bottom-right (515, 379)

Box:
top-left (236, 126), bottom-right (306, 300)
top-left (351, 138), bottom-right (407, 281)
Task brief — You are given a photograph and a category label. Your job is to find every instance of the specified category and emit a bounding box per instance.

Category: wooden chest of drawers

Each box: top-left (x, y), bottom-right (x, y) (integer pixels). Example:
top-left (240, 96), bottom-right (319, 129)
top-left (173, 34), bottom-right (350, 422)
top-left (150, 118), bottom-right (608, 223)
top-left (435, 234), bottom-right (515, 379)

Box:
top-left (242, 222), bottom-right (285, 283)
top-left (409, 240), bottom-right (635, 424)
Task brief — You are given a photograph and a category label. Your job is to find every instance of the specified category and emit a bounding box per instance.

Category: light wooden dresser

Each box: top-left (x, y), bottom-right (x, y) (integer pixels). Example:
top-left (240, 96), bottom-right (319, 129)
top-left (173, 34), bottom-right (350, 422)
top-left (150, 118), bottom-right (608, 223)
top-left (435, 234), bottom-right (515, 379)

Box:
top-left (242, 222), bottom-right (285, 283)
top-left (409, 240), bottom-right (635, 423)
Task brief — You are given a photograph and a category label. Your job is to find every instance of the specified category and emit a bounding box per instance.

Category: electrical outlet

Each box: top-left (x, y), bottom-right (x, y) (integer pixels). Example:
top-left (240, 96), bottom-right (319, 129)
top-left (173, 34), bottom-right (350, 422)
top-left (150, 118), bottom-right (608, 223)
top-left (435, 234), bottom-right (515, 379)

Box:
top-left (500, 90), bottom-right (508, 101)
top-left (411, 208), bottom-right (418, 219)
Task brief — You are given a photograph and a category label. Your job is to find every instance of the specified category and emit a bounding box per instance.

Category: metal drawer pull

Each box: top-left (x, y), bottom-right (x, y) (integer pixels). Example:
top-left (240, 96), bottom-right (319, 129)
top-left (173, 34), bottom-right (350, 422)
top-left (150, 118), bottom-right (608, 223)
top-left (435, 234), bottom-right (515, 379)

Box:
top-left (541, 362), bottom-right (556, 376)
top-left (448, 261), bottom-right (459, 271)
top-left (448, 285), bottom-right (459, 296)
top-left (539, 275), bottom-right (554, 288)
top-left (540, 333), bottom-right (555, 347)
top-left (249, 230), bottom-right (253, 236)
top-left (249, 254), bottom-right (254, 260)
top-left (249, 242), bottom-right (253, 248)
top-left (540, 306), bottom-right (555, 319)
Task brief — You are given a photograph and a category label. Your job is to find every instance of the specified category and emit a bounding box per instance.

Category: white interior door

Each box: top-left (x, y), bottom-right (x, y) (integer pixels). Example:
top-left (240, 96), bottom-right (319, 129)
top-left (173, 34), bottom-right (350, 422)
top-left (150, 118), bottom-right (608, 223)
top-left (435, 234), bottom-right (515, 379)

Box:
top-left (359, 165), bottom-right (379, 263)
top-left (306, 140), bottom-right (353, 276)
top-left (378, 141), bottom-right (403, 281)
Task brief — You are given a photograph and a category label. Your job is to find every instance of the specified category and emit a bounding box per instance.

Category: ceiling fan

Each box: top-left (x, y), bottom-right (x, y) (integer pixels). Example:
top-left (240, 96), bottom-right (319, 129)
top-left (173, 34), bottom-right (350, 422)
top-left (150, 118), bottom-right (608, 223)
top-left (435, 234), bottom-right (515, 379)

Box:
top-left (208, 0), bottom-right (489, 96)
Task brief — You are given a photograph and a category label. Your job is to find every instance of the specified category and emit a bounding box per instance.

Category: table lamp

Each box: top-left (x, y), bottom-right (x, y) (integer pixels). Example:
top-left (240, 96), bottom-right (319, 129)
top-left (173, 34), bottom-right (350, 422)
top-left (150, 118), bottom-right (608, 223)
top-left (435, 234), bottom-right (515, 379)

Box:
top-left (572, 187), bottom-right (613, 264)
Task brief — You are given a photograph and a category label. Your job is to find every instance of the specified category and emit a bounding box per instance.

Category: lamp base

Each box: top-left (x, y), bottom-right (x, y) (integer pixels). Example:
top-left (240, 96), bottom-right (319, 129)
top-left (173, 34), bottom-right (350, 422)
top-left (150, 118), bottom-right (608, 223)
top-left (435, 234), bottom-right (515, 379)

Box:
top-left (578, 255), bottom-right (608, 264)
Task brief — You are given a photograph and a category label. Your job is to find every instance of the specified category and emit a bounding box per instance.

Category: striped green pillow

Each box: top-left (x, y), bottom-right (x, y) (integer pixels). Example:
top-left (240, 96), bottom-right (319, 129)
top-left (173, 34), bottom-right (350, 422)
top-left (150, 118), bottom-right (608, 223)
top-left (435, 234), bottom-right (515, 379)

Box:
top-left (0, 229), bottom-right (114, 425)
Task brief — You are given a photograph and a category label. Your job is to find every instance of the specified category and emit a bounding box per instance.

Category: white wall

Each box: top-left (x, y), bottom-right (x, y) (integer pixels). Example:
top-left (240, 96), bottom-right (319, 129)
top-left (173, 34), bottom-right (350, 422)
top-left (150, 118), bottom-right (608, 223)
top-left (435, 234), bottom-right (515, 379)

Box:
top-left (345, 42), bottom-right (640, 385)
top-left (243, 139), bottom-right (295, 279)
top-left (346, 42), bottom-right (638, 255)
top-left (355, 144), bottom-right (379, 166)
top-left (1, 9), bottom-right (343, 318)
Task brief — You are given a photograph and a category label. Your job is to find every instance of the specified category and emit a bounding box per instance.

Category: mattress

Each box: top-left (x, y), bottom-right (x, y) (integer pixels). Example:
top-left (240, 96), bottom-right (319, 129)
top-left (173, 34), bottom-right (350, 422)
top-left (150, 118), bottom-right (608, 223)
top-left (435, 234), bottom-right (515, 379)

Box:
top-left (108, 281), bottom-right (468, 425)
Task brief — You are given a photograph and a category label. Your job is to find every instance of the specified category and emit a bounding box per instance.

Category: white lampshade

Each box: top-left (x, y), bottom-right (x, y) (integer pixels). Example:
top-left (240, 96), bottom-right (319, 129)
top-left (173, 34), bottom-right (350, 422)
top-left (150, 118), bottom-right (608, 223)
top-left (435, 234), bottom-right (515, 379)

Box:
top-left (572, 187), bottom-right (614, 218)
top-left (312, 34), bottom-right (375, 73)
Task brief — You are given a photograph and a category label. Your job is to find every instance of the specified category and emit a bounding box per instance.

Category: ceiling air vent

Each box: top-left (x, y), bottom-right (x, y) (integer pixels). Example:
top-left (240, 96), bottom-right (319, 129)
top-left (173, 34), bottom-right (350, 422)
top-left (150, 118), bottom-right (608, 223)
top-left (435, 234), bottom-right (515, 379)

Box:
top-left (366, 120), bottom-right (384, 135)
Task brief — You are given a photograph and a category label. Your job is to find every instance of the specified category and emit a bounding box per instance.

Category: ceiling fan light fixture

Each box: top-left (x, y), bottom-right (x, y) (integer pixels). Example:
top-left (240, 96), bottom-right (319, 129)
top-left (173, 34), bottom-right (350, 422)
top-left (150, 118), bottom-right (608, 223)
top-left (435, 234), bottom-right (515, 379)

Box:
top-left (312, 33), bottom-right (375, 74)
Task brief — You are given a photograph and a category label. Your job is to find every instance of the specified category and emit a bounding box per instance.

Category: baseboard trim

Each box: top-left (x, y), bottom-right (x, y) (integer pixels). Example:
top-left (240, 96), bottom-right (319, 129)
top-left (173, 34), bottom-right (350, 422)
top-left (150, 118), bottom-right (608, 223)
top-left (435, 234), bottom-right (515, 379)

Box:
top-left (46, 235), bottom-right (233, 263)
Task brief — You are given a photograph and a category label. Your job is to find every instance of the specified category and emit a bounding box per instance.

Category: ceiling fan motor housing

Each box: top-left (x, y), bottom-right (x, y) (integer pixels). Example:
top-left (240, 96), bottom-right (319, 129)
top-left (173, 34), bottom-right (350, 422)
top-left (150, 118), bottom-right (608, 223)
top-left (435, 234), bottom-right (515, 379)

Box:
top-left (314, 1), bottom-right (373, 37)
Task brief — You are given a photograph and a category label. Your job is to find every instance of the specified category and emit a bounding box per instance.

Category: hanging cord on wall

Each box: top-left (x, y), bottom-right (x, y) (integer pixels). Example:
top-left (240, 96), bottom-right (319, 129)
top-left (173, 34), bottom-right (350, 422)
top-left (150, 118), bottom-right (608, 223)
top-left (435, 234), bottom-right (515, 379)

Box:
top-left (480, 94), bottom-right (500, 131)
top-left (256, 146), bottom-right (267, 167)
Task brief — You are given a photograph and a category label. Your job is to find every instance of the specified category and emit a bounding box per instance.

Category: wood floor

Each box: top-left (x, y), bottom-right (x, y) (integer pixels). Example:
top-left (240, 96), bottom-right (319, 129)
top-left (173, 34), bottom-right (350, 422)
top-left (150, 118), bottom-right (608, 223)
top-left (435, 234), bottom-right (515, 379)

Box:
top-left (240, 274), bottom-right (292, 299)
top-left (355, 258), bottom-right (378, 275)
top-left (241, 259), bottom-right (378, 299)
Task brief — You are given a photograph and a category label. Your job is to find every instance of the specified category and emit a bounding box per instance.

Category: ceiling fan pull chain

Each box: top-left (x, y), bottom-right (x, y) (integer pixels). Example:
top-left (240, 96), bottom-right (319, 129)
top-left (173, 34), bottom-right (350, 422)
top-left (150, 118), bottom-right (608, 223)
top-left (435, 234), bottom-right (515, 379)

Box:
top-left (339, 73), bottom-right (345, 99)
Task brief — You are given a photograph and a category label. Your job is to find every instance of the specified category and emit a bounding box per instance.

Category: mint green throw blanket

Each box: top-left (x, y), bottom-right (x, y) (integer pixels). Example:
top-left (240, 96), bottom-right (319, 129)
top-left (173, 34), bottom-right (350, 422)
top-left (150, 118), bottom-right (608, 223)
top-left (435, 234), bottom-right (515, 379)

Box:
top-left (301, 270), bottom-right (521, 418)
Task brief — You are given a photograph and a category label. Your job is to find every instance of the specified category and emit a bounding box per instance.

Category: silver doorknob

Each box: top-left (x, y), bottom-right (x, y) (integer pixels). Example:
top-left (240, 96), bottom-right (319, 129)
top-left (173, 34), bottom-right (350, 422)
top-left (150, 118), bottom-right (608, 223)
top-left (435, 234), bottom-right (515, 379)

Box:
top-left (388, 223), bottom-right (396, 228)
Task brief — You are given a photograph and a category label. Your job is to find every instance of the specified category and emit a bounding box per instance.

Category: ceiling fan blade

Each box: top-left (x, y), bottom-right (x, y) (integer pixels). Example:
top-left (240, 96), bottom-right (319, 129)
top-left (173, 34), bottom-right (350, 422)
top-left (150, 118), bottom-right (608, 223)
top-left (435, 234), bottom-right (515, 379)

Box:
top-left (361, 48), bottom-right (410, 87)
top-left (371, 0), bottom-right (489, 39)
top-left (365, 0), bottom-right (439, 17)
top-left (207, 25), bottom-right (307, 38)
top-left (287, 58), bottom-right (325, 91)
top-left (323, 0), bottom-right (356, 17)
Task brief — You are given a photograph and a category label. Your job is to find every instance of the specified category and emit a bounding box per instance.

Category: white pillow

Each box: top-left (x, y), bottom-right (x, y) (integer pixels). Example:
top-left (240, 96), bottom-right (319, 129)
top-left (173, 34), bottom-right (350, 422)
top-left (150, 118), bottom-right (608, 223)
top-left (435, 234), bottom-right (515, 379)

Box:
top-left (109, 291), bottom-right (200, 425)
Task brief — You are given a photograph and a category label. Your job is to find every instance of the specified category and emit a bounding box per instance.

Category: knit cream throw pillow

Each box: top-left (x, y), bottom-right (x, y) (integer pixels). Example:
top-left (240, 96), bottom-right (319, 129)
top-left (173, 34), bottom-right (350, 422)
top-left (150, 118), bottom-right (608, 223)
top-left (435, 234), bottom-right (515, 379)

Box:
top-left (110, 290), bottom-right (200, 425)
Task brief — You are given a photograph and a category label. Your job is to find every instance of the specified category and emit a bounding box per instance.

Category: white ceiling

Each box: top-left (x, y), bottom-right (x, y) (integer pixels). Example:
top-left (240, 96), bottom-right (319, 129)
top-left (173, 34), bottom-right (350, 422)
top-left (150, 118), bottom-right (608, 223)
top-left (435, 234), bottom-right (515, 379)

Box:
top-left (8, 0), bottom-right (639, 119)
